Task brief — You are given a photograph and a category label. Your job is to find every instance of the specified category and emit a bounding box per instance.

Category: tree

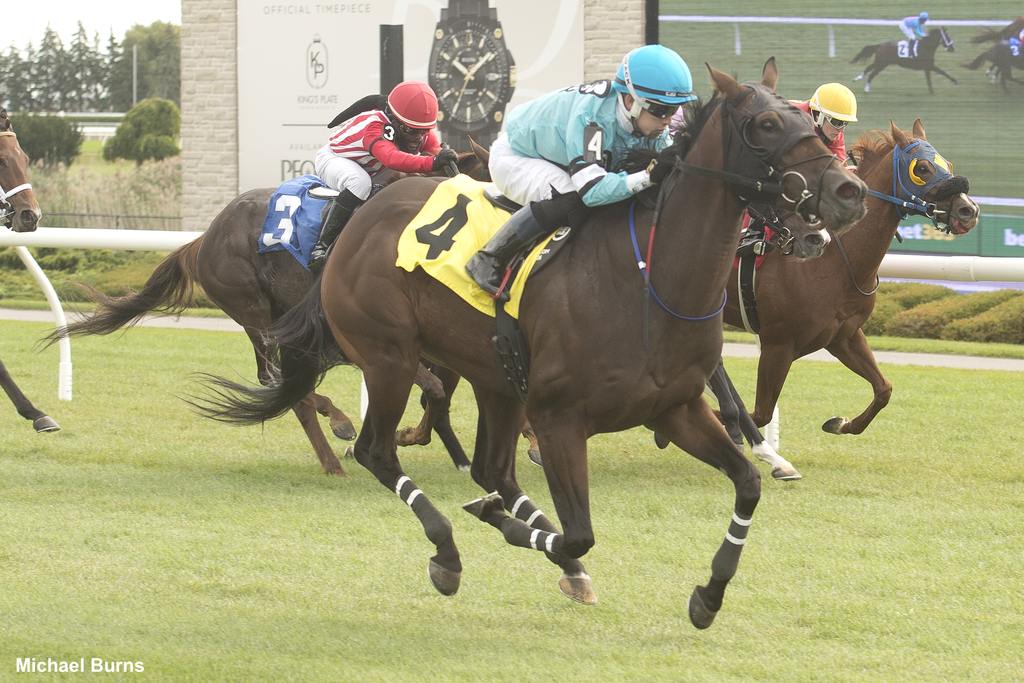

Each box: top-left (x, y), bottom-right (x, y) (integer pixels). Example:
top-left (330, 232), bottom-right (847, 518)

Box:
top-left (67, 22), bottom-right (104, 111)
top-left (35, 27), bottom-right (68, 111)
top-left (103, 97), bottom-right (180, 164)
top-left (11, 114), bottom-right (83, 166)
top-left (107, 22), bottom-right (181, 111)
top-left (0, 46), bottom-right (31, 111)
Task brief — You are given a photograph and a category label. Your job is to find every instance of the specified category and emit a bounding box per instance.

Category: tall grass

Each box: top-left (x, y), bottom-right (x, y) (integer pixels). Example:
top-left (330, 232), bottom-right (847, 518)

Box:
top-left (30, 156), bottom-right (181, 230)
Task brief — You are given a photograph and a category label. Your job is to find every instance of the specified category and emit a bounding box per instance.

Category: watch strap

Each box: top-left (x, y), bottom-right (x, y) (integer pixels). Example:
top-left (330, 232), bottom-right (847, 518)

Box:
top-left (443, 0), bottom-right (495, 21)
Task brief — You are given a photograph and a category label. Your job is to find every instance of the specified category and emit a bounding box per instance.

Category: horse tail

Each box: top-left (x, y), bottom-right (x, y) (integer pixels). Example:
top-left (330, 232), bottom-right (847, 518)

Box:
top-left (40, 236), bottom-right (204, 348)
top-left (963, 50), bottom-right (992, 70)
top-left (850, 44), bottom-right (879, 64)
top-left (189, 278), bottom-right (345, 426)
top-left (971, 29), bottom-right (1000, 44)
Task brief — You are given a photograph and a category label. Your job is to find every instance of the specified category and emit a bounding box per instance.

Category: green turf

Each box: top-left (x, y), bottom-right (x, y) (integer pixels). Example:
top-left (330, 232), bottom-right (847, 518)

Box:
top-left (660, 0), bottom-right (1023, 199)
top-left (1, 321), bottom-right (1021, 680)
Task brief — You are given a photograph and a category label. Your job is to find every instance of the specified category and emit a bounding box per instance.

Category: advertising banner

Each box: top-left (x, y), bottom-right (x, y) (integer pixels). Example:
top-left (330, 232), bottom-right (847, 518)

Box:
top-left (237, 1), bottom-right (584, 192)
top-left (890, 213), bottom-right (1024, 257)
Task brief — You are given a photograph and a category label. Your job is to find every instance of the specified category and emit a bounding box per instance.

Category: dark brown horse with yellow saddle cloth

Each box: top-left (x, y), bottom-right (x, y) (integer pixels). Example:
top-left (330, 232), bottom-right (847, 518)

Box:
top-left (195, 61), bottom-right (867, 628)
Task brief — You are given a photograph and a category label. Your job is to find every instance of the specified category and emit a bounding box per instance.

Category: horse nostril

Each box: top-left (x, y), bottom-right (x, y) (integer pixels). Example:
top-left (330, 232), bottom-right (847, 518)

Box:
top-left (957, 204), bottom-right (978, 220)
top-left (836, 180), bottom-right (863, 201)
top-left (805, 233), bottom-right (825, 247)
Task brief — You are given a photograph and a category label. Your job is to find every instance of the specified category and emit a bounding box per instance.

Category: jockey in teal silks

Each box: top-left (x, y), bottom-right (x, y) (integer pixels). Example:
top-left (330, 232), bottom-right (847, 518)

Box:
top-left (899, 12), bottom-right (930, 41)
top-left (465, 44), bottom-right (698, 299)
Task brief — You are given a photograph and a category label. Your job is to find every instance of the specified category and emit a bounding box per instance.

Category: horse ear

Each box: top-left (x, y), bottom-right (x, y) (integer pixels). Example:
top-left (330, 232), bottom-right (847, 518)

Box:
top-left (890, 121), bottom-right (910, 147)
top-left (468, 136), bottom-right (490, 164)
top-left (707, 63), bottom-right (741, 99)
top-left (761, 57), bottom-right (779, 91)
top-left (911, 118), bottom-right (927, 140)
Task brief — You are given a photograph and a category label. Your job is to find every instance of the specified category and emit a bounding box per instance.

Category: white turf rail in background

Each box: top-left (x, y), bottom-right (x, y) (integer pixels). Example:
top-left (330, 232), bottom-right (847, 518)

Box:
top-left (0, 226), bottom-right (1021, 407)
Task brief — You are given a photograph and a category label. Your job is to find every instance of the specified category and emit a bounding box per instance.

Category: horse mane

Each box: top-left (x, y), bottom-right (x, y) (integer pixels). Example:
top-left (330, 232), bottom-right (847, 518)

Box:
top-left (850, 131), bottom-right (898, 175)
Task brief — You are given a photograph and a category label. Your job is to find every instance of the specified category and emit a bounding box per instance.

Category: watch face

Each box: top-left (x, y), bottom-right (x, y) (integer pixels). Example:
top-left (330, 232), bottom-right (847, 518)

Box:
top-left (429, 19), bottom-right (515, 130)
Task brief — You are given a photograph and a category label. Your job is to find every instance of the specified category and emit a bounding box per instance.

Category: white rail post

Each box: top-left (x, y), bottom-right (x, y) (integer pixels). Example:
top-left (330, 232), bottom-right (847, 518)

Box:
top-left (14, 246), bottom-right (72, 400)
top-left (733, 23), bottom-right (742, 55)
top-left (827, 24), bottom-right (836, 58)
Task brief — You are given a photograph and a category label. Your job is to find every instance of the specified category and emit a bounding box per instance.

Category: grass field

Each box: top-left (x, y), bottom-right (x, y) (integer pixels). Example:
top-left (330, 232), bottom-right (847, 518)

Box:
top-left (659, 0), bottom-right (1024, 202)
top-left (1, 320), bottom-right (1022, 680)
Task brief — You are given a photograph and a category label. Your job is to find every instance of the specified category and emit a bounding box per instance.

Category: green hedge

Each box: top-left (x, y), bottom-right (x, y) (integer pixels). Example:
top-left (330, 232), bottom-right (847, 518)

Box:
top-left (941, 296), bottom-right (1024, 345)
top-left (888, 289), bottom-right (1022, 339)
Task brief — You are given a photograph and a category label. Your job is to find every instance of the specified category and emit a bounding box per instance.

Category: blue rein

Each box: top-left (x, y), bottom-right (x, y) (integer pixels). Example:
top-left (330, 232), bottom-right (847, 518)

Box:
top-left (628, 200), bottom-right (727, 322)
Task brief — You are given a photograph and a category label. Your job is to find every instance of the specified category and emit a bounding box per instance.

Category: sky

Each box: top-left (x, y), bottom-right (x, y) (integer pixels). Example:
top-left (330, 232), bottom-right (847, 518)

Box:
top-left (5, 0), bottom-right (181, 49)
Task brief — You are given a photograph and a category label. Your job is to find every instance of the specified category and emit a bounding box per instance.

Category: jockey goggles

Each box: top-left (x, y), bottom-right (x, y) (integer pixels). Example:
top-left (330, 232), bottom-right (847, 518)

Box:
top-left (639, 99), bottom-right (678, 119)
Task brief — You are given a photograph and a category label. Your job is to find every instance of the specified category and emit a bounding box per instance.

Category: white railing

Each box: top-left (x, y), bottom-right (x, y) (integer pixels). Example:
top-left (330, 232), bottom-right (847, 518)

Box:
top-left (1, 223), bottom-right (1022, 402)
top-left (659, 15), bottom-right (1008, 58)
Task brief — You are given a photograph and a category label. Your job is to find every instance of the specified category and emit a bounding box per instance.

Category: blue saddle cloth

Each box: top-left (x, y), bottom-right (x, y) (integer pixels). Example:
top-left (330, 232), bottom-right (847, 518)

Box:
top-left (258, 174), bottom-right (329, 270)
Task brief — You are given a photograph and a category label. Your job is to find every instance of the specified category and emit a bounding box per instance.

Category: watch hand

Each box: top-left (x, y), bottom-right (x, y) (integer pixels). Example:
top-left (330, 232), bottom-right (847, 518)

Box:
top-left (451, 60), bottom-right (469, 76)
top-left (466, 52), bottom-right (495, 80)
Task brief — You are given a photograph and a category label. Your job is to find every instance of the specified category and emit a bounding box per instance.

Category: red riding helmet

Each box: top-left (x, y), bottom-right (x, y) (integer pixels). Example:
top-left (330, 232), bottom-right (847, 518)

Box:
top-left (386, 81), bottom-right (439, 129)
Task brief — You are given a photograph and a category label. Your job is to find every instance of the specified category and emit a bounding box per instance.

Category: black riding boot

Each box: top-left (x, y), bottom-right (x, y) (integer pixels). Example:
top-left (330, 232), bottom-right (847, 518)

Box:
top-left (309, 189), bottom-right (362, 270)
top-left (465, 205), bottom-right (551, 298)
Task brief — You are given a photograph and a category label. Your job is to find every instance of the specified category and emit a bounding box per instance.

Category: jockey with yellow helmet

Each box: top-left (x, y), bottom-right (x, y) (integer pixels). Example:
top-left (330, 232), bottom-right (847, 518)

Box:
top-left (796, 82), bottom-right (858, 163)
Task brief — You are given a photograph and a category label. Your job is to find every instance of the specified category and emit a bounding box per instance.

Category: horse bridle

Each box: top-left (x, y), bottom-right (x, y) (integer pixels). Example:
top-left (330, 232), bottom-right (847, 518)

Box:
top-left (0, 131), bottom-right (32, 227)
top-left (668, 86), bottom-right (837, 225)
top-left (634, 85), bottom-right (835, 335)
top-left (866, 139), bottom-right (961, 231)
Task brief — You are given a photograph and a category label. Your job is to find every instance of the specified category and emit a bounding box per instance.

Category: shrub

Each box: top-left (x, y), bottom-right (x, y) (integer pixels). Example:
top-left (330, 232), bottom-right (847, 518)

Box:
top-left (9, 114), bottom-right (83, 167)
top-left (888, 289), bottom-right (1022, 339)
top-left (103, 98), bottom-right (180, 165)
top-left (862, 296), bottom-right (902, 336)
top-left (941, 296), bottom-right (1024, 344)
top-left (877, 282), bottom-right (955, 308)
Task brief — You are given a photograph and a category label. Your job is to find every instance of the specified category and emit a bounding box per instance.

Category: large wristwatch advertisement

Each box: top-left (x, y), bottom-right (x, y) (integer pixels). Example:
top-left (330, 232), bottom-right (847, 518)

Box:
top-left (236, 2), bottom-right (582, 191)
top-left (428, 0), bottom-right (517, 151)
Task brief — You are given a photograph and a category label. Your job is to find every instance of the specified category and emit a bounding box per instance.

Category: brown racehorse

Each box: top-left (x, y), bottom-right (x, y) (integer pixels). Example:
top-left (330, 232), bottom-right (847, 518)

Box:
top-left (48, 152), bottom-right (488, 474)
top-left (963, 41), bottom-right (1024, 92)
top-left (0, 109), bottom-right (58, 432)
top-left (719, 121), bottom-right (979, 457)
top-left (195, 60), bottom-right (868, 628)
top-left (851, 27), bottom-right (957, 93)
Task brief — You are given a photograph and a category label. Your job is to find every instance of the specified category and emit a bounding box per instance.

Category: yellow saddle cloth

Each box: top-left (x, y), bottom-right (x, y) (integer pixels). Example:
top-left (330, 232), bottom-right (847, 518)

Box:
top-left (395, 174), bottom-right (563, 319)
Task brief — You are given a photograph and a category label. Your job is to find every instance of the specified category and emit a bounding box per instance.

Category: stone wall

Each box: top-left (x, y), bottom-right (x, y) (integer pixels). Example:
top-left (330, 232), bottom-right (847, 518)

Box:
top-left (180, 0), bottom-right (645, 229)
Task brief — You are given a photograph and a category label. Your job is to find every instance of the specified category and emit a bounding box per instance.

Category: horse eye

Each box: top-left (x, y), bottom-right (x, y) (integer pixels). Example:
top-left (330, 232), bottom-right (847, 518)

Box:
top-left (759, 119), bottom-right (776, 131)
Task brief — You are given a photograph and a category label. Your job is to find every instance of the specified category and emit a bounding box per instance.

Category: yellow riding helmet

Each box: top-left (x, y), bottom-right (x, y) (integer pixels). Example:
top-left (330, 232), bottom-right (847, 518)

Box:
top-left (808, 83), bottom-right (858, 122)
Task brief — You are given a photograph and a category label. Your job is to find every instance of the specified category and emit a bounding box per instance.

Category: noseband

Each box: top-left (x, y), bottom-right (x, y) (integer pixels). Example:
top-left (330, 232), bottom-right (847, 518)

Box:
top-left (0, 131), bottom-right (32, 227)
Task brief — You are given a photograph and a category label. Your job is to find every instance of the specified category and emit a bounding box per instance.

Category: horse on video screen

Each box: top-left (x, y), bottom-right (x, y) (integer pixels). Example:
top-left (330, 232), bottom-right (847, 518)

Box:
top-left (852, 27), bottom-right (957, 93)
top-left (193, 59), bottom-right (868, 628)
top-left (697, 121), bottom-right (979, 481)
top-left (0, 108), bottom-right (58, 432)
top-left (963, 41), bottom-right (1024, 91)
top-left (47, 143), bottom-right (488, 474)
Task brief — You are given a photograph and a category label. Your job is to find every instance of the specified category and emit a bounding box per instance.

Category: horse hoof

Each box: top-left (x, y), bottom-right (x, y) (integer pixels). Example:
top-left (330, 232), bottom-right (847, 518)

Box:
top-left (462, 492), bottom-right (504, 520)
top-left (33, 416), bottom-right (60, 433)
top-left (771, 465), bottom-right (802, 481)
top-left (528, 448), bottom-right (543, 467)
top-left (558, 573), bottom-right (597, 605)
top-left (822, 417), bottom-right (849, 434)
top-left (428, 559), bottom-right (460, 596)
top-left (457, 464), bottom-right (471, 473)
top-left (343, 446), bottom-right (355, 459)
top-left (332, 422), bottom-right (356, 440)
top-left (324, 463), bottom-right (346, 477)
top-left (396, 427), bottom-right (429, 447)
top-left (653, 431), bottom-right (670, 449)
top-left (688, 585), bottom-right (719, 630)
